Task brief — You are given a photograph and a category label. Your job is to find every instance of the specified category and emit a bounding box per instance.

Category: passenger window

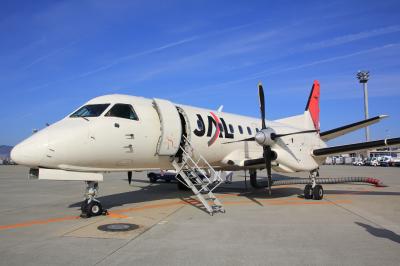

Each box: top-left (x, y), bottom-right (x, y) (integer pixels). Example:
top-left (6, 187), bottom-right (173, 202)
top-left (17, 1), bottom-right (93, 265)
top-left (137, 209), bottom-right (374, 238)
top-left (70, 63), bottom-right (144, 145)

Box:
top-left (105, 104), bottom-right (139, 120)
top-left (247, 127), bottom-right (252, 135)
top-left (229, 124), bottom-right (234, 133)
top-left (70, 104), bottom-right (110, 118)
top-left (238, 125), bottom-right (243, 134)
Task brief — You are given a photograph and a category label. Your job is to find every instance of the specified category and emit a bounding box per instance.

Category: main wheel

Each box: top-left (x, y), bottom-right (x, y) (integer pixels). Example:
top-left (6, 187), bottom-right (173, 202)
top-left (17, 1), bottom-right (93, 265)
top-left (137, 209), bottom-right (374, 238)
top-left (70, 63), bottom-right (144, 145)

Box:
top-left (304, 184), bottom-right (313, 199)
top-left (87, 201), bottom-right (103, 217)
top-left (313, 185), bottom-right (324, 200)
top-left (148, 173), bottom-right (157, 183)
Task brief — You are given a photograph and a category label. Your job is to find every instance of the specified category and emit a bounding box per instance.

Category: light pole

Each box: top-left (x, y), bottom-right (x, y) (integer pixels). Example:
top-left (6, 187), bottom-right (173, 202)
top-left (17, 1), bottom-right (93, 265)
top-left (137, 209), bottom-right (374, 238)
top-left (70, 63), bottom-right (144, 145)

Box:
top-left (357, 70), bottom-right (370, 157)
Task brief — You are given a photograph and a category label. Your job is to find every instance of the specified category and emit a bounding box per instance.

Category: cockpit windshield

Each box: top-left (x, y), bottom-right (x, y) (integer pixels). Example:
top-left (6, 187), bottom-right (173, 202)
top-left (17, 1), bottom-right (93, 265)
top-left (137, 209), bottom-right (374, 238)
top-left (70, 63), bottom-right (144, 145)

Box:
top-left (70, 104), bottom-right (110, 118)
top-left (105, 104), bottom-right (139, 120)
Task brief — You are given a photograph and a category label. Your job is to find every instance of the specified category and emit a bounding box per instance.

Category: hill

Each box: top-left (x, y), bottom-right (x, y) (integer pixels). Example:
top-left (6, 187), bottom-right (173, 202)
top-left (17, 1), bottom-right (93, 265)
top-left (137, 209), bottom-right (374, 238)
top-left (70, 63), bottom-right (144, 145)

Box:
top-left (0, 145), bottom-right (13, 159)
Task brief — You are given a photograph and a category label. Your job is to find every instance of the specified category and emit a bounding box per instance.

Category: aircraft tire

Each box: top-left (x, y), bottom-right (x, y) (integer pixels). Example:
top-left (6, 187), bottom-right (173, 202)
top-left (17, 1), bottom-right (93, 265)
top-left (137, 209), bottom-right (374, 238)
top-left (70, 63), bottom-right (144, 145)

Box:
top-left (312, 185), bottom-right (323, 200)
top-left (87, 201), bottom-right (103, 217)
top-left (304, 184), bottom-right (313, 199)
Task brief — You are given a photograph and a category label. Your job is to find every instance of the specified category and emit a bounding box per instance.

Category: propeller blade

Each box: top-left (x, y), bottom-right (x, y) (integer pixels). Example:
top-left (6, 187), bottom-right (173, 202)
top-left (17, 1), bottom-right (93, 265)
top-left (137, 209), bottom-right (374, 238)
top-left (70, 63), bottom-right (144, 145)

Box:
top-left (128, 171), bottom-right (132, 185)
top-left (258, 82), bottom-right (266, 129)
top-left (272, 129), bottom-right (318, 139)
top-left (263, 145), bottom-right (272, 196)
top-left (222, 137), bottom-right (255, 144)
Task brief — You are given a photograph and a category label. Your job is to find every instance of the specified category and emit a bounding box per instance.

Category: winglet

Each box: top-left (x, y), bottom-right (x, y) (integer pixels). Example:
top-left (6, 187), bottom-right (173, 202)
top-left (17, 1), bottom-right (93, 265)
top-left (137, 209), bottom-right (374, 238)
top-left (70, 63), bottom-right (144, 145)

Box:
top-left (305, 80), bottom-right (320, 131)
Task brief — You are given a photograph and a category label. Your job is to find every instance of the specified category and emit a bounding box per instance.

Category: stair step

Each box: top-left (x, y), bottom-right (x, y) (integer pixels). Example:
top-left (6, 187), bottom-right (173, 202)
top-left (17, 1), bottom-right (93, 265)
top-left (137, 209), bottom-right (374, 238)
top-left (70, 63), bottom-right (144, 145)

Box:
top-left (172, 136), bottom-right (225, 215)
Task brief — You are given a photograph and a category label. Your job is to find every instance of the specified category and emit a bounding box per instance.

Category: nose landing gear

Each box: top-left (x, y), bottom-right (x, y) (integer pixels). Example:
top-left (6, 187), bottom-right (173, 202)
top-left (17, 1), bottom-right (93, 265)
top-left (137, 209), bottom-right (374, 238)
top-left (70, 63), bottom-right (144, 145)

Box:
top-left (81, 181), bottom-right (104, 218)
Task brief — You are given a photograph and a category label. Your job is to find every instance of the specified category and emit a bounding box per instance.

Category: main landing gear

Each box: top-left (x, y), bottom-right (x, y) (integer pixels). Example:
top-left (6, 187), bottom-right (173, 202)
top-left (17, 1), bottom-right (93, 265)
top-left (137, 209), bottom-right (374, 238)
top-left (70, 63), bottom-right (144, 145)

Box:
top-left (81, 181), bottom-right (104, 218)
top-left (304, 169), bottom-right (324, 200)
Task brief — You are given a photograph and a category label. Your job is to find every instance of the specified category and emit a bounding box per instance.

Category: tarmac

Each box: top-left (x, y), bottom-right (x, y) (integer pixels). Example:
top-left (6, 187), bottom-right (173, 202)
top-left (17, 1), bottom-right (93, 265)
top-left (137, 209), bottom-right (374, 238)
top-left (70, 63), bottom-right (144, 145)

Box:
top-left (0, 165), bottom-right (399, 266)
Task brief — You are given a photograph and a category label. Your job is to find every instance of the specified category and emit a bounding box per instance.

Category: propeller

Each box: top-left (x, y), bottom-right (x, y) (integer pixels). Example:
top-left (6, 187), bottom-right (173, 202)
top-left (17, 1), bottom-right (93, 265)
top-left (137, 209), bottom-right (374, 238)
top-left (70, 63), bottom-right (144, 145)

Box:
top-left (258, 82), bottom-right (266, 130)
top-left (258, 82), bottom-right (272, 196)
top-left (271, 129), bottom-right (318, 140)
top-left (223, 82), bottom-right (318, 195)
top-left (128, 171), bottom-right (132, 185)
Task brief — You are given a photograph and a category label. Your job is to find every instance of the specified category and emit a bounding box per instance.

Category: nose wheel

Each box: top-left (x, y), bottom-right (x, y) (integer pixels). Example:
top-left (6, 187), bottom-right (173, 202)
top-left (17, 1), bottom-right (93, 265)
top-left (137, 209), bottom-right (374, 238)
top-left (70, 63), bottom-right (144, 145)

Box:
top-left (81, 181), bottom-right (105, 218)
top-left (304, 170), bottom-right (324, 200)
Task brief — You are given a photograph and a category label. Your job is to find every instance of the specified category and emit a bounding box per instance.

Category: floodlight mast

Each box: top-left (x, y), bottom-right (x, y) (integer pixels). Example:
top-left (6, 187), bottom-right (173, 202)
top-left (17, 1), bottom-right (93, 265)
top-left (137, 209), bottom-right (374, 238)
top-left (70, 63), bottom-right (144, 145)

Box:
top-left (357, 70), bottom-right (370, 157)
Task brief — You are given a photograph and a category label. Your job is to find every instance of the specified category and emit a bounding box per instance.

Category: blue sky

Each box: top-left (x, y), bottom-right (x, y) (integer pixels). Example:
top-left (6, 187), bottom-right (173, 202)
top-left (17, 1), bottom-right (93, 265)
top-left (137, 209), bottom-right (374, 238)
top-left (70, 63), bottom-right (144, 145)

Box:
top-left (1, 0), bottom-right (399, 146)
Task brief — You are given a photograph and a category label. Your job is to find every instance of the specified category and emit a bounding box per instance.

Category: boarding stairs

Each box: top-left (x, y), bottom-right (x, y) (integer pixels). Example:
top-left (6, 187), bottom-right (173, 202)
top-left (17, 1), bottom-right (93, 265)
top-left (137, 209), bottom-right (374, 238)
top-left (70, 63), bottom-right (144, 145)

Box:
top-left (171, 136), bottom-right (225, 215)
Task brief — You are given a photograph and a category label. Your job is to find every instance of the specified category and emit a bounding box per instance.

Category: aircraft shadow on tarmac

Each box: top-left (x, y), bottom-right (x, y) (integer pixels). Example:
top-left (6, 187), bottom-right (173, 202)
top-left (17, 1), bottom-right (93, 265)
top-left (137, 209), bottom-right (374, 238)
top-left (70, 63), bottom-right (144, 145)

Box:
top-left (68, 173), bottom-right (400, 214)
top-left (68, 174), bottom-right (303, 212)
top-left (355, 222), bottom-right (400, 244)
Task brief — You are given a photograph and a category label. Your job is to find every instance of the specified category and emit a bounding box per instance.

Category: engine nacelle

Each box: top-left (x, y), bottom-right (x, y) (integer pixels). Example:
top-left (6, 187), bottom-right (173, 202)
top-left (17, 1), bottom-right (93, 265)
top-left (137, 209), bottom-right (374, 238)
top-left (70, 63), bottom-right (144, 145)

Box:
top-left (255, 128), bottom-right (276, 146)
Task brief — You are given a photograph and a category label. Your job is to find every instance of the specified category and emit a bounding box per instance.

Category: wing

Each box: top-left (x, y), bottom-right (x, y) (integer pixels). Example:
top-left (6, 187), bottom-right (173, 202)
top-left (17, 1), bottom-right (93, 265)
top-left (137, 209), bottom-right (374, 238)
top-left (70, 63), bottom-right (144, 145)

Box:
top-left (313, 137), bottom-right (400, 157)
top-left (320, 115), bottom-right (388, 141)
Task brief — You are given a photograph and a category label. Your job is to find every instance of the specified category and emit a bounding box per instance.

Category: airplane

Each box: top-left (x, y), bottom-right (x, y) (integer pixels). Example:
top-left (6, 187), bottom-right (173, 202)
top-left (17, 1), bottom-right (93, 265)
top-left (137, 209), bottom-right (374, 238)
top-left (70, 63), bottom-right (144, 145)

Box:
top-left (11, 80), bottom-right (400, 217)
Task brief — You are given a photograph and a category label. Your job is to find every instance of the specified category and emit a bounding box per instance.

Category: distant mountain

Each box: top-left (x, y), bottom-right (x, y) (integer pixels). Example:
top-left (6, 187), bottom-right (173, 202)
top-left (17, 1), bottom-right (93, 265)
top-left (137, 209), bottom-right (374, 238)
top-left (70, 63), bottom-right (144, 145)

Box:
top-left (0, 145), bottom-right (13, 159)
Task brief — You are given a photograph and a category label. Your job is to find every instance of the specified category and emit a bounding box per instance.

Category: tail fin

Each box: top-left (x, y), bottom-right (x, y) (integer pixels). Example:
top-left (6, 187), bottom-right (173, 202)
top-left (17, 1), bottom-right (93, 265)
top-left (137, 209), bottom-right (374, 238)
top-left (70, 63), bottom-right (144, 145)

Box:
top-left (305, 80), bottom-right (320, 131)
top-left (274, 80), bottom-right (320, 130)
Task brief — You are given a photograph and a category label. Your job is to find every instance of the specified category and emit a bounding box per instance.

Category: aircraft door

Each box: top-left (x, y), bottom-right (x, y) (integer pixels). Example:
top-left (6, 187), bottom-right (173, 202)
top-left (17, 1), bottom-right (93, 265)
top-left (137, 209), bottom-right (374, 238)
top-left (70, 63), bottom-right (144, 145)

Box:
top-left (153, 98), bottom-right (182, 156)
top-left (88, 104), bottom-right (139, 168)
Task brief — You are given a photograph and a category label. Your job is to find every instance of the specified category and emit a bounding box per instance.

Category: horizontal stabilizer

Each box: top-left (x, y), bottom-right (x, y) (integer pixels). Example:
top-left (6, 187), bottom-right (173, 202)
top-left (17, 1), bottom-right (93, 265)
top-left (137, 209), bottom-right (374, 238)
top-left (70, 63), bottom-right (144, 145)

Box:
top-left (313, 137), bottom-right (400, 157)
top-left (320, 115), bottom-right (388, 141)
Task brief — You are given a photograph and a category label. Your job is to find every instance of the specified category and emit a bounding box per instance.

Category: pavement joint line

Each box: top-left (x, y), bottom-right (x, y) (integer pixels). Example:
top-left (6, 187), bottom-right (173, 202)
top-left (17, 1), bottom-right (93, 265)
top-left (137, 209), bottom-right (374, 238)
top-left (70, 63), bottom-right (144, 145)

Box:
top-left (325, 196), bottom-right (388, 230)
top-left (61, 215), bottom-right (109, 237)
top-left (0, 195), bottom-right (354, 231)
top-left (93, 204), bottom-right (186, 266)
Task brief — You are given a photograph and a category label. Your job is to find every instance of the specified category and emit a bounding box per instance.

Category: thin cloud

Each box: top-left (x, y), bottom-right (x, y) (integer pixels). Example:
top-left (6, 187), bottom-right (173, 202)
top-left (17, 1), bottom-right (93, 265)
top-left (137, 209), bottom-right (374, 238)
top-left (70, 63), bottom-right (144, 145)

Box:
top-left (169, 43), bottom-right (399, 99)
top-left (251, 43), bottom-right (399, 77)
top-left (304, 25), bottom-right (400, 50)
top-left (22, 21), bottom-right (270, 92)
top-left (74, 36), bottom-right (199, 79)
top-left (21, 41), bottom-right (76, 70)
top-left (75, 20), bottom-right (267, 79)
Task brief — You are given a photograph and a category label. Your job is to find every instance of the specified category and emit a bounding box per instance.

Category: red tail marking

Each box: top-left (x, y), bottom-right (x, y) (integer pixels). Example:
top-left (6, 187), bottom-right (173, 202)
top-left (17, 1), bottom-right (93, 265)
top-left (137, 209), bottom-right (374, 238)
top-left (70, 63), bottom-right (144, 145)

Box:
top-left (306, 80), bottom-right (320, 131)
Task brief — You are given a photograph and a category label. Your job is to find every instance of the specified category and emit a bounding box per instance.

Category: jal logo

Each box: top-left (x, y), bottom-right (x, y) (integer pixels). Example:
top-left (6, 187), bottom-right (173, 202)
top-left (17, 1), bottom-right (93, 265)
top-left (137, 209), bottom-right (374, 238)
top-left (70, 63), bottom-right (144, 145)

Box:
top-left (193, 112), bottom-right (234, 146)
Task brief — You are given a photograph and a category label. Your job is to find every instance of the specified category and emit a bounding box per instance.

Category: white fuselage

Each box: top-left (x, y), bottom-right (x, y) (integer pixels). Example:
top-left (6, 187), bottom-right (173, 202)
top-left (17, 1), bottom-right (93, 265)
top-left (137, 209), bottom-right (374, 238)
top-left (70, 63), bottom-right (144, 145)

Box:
top-left (11, 94), bottom-right (327, 173)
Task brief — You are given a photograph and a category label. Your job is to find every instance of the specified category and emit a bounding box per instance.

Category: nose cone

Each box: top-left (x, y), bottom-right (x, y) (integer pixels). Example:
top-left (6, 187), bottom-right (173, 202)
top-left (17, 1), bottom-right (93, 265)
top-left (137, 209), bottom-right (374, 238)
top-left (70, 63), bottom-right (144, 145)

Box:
top-left (11, 132), bottom-right (48, 167)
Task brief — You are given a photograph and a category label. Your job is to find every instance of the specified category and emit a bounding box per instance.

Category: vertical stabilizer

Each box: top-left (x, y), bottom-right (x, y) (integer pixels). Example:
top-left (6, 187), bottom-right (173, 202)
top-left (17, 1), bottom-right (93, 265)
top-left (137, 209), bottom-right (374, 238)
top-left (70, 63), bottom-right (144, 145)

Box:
top-left (305, 80), bottom-right (320, 131)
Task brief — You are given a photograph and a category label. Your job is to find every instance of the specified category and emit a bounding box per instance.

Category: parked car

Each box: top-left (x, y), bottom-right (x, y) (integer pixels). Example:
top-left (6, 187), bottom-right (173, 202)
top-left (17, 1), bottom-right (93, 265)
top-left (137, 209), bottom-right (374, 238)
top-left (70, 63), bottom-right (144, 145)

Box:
top-left (147, 171), bottom-right (176, 183)
top-left (352, 158), bottom-right (364, 166)
top-left (379, 157), bottom-right (391, 167)
top-left (389, 158), bottom-right (400, 166)
top-left (365, 157), bottom-right (380, 166)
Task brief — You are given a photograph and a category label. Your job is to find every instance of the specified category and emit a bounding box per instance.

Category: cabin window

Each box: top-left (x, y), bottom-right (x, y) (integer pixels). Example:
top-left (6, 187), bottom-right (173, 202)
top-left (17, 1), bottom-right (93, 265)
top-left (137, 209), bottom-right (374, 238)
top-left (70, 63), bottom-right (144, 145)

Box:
top-left (105, 104), bottom-right (139, 120)
top-left (229, 124), bottom-right (234, 133)
top-left (238, 125), bottom-right (243, 134)
top-left (247, 126), bottom-right (252, 135)
top-left (70, 104), bottom-right (110, 118)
